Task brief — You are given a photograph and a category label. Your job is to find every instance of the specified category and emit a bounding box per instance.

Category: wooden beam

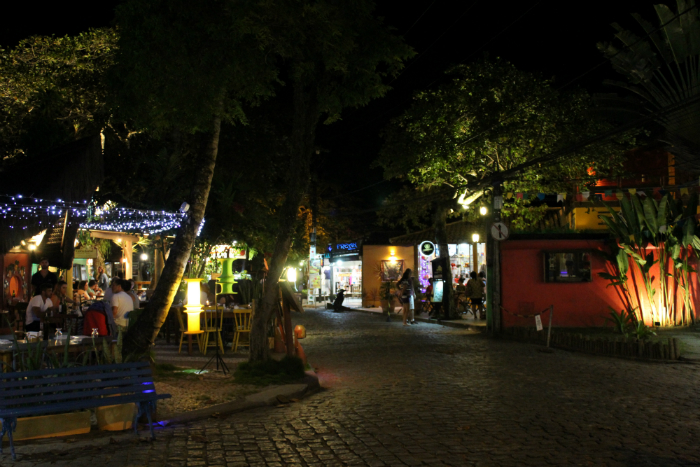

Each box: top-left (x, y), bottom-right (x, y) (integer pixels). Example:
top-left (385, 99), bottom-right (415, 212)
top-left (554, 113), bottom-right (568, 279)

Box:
top-left (88, 231), bottom-right (140, 242)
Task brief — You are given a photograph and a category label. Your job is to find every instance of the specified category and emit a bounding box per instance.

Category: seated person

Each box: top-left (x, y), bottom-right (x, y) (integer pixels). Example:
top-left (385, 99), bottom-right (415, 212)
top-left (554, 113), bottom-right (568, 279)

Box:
top-left (74, 280), bottom-right (91, 302)
top-left (127, 279), bottom-right (140, 310)
top-left (87, 279), bottom-right (101, 298)
top-left (51, 281), bottom-right (76, 313)
top-left (455, 277), bottom-right (466, 294)
top-left (27, 283), bottom-right (54, 332)
top-left (425, 278), bottom-right (434, 301)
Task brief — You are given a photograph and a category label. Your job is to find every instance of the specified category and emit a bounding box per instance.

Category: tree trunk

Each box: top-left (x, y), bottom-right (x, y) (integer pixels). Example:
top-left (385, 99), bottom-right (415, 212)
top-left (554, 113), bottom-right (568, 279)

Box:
top-left (249, 82), bottom-right (319, 362)
top-left (122, 106), bottom-right (223, 357)
top-left (434, 203), bottom-right (454, 319)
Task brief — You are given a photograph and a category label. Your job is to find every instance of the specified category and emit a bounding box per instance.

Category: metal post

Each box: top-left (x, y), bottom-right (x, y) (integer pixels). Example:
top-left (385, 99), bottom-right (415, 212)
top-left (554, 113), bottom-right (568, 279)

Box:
top-left (546, 305), bottom-right (553, 348)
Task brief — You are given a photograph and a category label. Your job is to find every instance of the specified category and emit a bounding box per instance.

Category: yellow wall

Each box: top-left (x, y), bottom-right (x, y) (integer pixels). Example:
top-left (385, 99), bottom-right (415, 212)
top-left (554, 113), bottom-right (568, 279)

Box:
top-left (362, 245), bottom-right (415, 307)
top-left (573, 206), bottom-right (620, 231)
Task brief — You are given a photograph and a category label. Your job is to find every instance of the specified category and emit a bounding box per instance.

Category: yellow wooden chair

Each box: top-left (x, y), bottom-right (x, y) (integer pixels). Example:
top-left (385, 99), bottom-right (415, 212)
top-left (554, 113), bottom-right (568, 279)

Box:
top-left (232, 304), bottom-right (254, 352)
top-left (200, 306), bottom-right (225, 354)
top-left (175, 306), bottom-right (203, 354)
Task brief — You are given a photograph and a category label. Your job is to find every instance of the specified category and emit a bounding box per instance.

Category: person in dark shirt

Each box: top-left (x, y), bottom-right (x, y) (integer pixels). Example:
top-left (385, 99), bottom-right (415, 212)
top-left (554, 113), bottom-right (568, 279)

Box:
top-left (31, 257), bottom-right (58, 297)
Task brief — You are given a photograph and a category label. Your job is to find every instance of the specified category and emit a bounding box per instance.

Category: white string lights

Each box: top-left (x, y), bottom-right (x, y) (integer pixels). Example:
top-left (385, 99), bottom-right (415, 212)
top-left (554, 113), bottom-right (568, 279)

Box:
top-left (0, 194), bottom-right (192, 235)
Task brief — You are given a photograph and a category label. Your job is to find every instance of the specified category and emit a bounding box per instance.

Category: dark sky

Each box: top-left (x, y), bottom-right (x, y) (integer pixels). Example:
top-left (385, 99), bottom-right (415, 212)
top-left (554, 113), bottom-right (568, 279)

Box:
top-left (2, 0), bottom-right (663, 206)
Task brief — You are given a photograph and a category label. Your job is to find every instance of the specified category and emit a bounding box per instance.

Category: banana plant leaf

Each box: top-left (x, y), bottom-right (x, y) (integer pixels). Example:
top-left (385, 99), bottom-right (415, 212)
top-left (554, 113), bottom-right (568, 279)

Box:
top-left (641, 195), bottom-right (659, 236)
top-left (616, 248), bottom-right (629, 276)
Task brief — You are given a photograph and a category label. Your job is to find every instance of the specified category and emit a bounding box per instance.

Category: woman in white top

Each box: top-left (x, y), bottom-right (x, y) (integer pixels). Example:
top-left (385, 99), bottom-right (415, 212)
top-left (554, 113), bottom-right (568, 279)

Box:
top-left (26, 283), bottom-right (54, 332)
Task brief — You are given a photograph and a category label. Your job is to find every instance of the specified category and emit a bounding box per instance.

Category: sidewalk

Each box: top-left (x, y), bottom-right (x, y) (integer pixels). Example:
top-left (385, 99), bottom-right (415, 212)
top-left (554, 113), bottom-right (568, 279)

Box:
top-left (320, 303), bottom-right (488, 332)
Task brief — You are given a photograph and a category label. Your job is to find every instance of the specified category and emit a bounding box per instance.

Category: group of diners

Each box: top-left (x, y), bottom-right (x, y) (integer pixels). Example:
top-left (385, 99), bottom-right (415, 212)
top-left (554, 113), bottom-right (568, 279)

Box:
top-left (24, 257), bottom-right (141, 335)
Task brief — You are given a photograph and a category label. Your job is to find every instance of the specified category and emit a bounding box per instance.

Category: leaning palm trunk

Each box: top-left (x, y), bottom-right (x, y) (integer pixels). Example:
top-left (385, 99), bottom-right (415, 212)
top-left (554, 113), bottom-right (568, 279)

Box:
top-left (249, 83), bottom-right (319, 362)
top-left (122, 109), bottom-right (223, 357)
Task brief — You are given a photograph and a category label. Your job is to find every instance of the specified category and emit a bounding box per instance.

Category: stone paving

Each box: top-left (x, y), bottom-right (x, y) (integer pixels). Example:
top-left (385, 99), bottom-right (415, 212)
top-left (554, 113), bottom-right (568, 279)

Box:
top-left (7, 309), bottom-right (700, 466)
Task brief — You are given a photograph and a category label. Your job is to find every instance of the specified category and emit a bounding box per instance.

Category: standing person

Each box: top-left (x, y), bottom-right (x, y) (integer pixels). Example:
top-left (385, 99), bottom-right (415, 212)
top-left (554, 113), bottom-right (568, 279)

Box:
top-left (110, 279), bottom-right (133, 330)
top-left (96, 266), bottom-right (110, 292)
top-left (397, 269), bottom-right (416, 326)
top-left (466, 271), bottom-right (484, 319)
top-left (26, 283), bottom-right (53, 332)
top-left (477, 271), bottom-right (487, 319)
top-left (31, 257), bottom-right (58, 296)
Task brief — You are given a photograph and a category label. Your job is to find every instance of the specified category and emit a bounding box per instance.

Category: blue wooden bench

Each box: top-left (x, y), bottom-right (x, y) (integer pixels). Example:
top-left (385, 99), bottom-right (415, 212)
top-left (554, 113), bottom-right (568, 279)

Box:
top-left (0, 361), bottom-right (170, 460)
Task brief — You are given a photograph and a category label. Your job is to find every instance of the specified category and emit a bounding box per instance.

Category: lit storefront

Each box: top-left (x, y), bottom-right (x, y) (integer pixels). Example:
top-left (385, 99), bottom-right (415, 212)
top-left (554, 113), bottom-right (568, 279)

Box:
top-left (323, 241), bottom-right (362, 303)
top-left (417, 242), bottom-right (485, 290)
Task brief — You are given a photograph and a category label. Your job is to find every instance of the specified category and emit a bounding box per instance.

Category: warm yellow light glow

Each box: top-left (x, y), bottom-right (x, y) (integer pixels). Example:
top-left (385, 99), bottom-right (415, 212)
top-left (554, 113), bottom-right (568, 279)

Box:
top-left (140, 253), bottom-right (148, 261)
top-left (287, 268), bottom-right (297, 283)
top-left (479, 206), bottom-right (487, 216)
top-left (472, 233), bottom-right (480, 243)
top-left (184, 278), bottom-right (203, 333)
top-left (28, 243), bottom-right (37, 251)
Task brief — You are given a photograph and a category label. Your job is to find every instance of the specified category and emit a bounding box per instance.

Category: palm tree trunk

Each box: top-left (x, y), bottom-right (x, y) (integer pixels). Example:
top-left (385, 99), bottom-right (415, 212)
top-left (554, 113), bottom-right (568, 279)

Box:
top-left (249, 82), bottom-right (319, 362)
top-left (122, 102), bottom-right (223, 357)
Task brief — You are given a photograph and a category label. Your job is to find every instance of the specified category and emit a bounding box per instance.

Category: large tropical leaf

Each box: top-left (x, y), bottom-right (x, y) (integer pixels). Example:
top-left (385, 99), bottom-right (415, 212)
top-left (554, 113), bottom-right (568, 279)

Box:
top-left (682, 216), bottom-right (695, 247)
top-left (642, 195), bottom-right (659, 236)
top-left (656, 194), bottom-right (669, 231)
top-left (616, 247), bottom-right (629, 276)
top-left (620, 195), bottom-right (641, 245)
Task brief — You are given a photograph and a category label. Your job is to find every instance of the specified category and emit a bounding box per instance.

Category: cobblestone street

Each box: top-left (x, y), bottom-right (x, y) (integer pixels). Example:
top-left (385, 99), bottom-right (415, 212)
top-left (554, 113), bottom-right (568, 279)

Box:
top-left (8, 309), bottom-right (700, 466)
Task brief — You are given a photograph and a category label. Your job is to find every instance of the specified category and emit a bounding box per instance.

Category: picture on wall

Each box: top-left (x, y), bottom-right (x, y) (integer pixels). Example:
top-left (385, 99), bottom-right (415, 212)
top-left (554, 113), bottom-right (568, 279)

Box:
top-left (380, 260), bottom-right (404, 282)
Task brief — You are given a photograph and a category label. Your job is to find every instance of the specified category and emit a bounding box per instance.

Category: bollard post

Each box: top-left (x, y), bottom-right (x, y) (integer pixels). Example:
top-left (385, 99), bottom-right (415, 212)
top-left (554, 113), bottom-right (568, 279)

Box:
top-left (546, 305), bottom-right (553, 348)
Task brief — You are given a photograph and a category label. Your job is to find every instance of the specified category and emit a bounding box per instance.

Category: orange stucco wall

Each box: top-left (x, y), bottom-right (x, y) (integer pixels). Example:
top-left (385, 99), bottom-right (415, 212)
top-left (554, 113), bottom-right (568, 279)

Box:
top-left (362, 245), bottom-right (415, 306)
top-left (500, 239), bottom-right (700, 328)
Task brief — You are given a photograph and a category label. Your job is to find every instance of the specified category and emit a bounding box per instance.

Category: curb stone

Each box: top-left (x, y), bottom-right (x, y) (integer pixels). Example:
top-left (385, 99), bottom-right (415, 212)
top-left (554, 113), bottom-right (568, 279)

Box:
top-left (7, 368), bottom-right (321, 459)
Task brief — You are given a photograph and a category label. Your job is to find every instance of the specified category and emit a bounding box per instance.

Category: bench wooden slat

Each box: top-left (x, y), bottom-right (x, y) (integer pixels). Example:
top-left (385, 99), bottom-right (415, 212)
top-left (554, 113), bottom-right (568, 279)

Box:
top-left (0, 368), bottom-right (152, 390)
top-left (0, 361), bottom-right (149, 381)
top-left (1, 392), bottom-right (170, 418)
top-left (0, 361), bottom-right (169, 461)
top-left (0, 376), bottom-right (154, 398)
top-left (0, 383), bottom-right (156, 407)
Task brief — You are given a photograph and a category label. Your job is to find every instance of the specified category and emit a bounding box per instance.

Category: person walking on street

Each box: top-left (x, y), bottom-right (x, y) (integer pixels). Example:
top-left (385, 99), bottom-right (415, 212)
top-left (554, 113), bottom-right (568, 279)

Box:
top-left (397, 269), bottom-right (417, 326)
top-left (466, 271), bottom-right (484, 319)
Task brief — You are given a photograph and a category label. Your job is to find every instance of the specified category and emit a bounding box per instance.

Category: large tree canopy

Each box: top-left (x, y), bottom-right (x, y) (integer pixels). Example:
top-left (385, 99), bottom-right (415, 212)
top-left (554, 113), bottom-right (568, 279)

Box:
top-left (378, 59), bottom-right (635, 229)
top-left (0, 29), bottom-right (117, 159)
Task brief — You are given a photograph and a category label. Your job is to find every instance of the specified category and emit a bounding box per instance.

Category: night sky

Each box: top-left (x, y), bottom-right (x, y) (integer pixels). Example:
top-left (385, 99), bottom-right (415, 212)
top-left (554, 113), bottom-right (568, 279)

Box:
top-left (2, 0), bottom-right (663, 206)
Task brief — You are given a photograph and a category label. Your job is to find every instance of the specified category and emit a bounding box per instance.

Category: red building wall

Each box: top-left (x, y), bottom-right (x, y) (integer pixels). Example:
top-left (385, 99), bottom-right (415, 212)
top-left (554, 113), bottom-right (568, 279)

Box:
top-left (500, 239), bottom-right (700, 328)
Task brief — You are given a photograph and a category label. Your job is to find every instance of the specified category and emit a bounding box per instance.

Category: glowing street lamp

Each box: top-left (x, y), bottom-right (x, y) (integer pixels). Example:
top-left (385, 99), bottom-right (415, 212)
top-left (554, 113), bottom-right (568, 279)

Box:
top-left (472, 233), bottom-right (480, 243)
top-left (479, 206), bottom-right (487, 216)
top-left (286, 267), bottom-right (297, 283)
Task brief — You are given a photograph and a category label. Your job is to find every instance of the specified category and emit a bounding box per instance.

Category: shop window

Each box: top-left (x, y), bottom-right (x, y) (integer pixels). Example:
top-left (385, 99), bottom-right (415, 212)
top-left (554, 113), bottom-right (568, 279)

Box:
top-left (543, 251), bottom-right (592, 283)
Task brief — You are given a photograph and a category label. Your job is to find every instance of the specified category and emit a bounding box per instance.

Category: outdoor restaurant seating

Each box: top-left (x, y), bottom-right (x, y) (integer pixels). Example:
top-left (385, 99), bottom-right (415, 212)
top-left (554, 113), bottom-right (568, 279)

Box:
top-left (175, 305), bottom-right (203, 354)
top-left (232, 305), bottom-right (254, 352)
top-left (200, 306), bottom-right (225, 354)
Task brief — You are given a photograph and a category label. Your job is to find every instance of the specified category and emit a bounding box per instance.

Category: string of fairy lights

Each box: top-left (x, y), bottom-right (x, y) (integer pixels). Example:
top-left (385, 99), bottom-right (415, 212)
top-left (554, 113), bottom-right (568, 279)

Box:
top-left (0, 194), bottom-right (192, 235)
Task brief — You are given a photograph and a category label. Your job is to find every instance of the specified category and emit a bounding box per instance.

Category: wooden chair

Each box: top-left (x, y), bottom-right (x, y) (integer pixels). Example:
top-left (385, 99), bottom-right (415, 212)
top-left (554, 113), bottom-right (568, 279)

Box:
top-left (232, 304), bottom-right (254, 352)
top-left (175, 306), bottom-right (203, 354)
top-left (200, 306), bottom-right (225, 354)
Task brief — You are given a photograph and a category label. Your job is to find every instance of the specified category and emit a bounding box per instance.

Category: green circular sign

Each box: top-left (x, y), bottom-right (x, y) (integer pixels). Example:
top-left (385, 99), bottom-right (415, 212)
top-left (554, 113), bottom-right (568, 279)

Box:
top-left (420, 241), bottom-right (436, 256)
